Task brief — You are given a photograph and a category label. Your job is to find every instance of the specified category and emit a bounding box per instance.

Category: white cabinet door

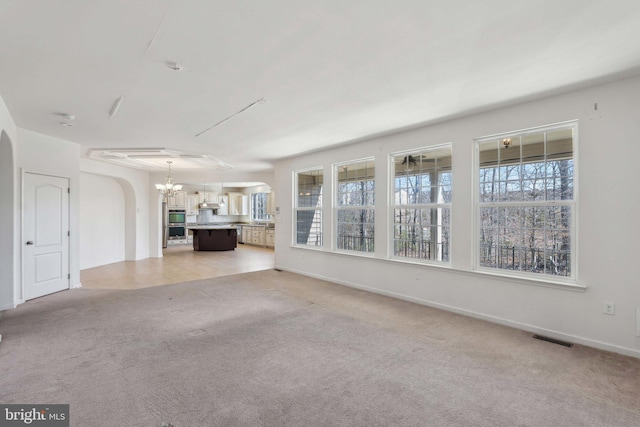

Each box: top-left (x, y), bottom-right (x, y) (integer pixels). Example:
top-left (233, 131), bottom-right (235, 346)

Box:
top-left (228, 192), bottom-right (239, 215)
top-left (178, 191), bottom-right (187, 208)
top-left (265, 229), bottom-right (275, 247)
top-left (251, 228), bottom-right (265, 246)
top-left (266, 191), bottom-right (276, 215)
top-left (168, 191), bottom-right (187, 208)
top-left (186, 194), bottom-right (200, 215)
top-left (239, 195), bottom-right (249, 215)
top-left (198, 191), bottom-right (217, 205)
top-left (227, 192), bottom-right (248, 215)
top-left (242, 226), bottom-right (251, 243)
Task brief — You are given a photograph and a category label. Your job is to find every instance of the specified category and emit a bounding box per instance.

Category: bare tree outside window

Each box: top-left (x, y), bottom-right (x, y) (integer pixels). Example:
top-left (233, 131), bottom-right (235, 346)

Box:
top-left (392, 146), bottom-right (451, 261)
top-left (335, 160), bottom-right (375, 253)
top-left (251, 192), bottom-right (269, 221)
top-left (477, 125), bottom-right (575, 278)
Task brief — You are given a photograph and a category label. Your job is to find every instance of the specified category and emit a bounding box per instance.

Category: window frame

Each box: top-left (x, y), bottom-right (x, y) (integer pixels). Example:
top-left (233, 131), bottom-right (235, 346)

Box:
top-left (389, 144), bottom-right (453, 264)
top-left (250, 192), bottom-right (269, 221)
top-left (473, 121), bottom-right (578, 282)
top-left (333, 157), bottom-right (376, 255)
top-left (293, 167), bottom-right (324, 249)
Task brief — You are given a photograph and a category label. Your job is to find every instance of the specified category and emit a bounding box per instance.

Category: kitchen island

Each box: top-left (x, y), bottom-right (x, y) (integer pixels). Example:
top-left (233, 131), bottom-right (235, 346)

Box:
top-left (188, 225), bottom-right (237, 251)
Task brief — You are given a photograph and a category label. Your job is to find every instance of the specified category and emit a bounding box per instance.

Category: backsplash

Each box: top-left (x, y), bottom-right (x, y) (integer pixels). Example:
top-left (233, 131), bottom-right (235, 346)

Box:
top-left (189, 210), bottom-right (247, 224)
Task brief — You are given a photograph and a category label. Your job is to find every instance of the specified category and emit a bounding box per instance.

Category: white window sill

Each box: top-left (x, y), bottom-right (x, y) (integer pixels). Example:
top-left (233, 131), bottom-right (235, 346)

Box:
top-left (468, 268), bottom-right (585, 292)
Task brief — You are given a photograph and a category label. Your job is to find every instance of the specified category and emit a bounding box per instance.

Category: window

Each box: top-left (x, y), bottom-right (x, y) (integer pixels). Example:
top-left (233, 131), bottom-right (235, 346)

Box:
top-left (294, 168), bottom-right (323, 247)
top-left (476, 123), bottom-right (575, 278)
top-left (335, 159), bottom-right (375, 253)
top-left (251, 192), bottom-right (268, 221)
top-left (391, 146), bottom-right (452, 262)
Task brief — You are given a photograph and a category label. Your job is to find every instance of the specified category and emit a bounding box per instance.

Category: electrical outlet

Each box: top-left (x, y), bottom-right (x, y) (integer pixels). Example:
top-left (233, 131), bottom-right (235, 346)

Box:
top-left (603, 302), bottom-right (615, 315)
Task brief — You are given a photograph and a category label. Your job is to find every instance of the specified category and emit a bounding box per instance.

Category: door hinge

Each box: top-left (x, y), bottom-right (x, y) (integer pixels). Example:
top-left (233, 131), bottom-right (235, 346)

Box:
top-left (68, 230), bottom-right (70, 237)
top-left (68, 187), bottom-right (70, 194)
top-left (68, 274), bottom-right (70, 279)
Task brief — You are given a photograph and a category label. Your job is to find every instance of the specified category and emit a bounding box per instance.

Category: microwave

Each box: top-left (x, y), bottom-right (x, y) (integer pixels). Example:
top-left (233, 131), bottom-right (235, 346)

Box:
top-left (168, 210), bottom-right (186, 224)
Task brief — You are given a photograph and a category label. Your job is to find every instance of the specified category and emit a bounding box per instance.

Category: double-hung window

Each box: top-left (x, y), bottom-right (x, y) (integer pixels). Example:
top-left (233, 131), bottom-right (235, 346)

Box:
top-left (335, 159), bottom-right (375, 253)
top-left (251, 193), bottom-right (268, 221)
top-left (476, 122), bottom-right (576, 279)
top-left (391, 146), bottom-right (452, 262)
top-left (294, 168), bottom-right (324, 247)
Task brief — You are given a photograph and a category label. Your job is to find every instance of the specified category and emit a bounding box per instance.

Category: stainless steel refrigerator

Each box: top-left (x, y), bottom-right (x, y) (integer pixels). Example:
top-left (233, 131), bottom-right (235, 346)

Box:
top-left (162, 201), bottom-right (168, 248)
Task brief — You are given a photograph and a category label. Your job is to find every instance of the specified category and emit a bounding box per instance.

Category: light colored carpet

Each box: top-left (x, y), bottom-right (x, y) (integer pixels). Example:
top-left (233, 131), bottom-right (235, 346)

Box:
top-left (1, 270), bottom-right (639, 426)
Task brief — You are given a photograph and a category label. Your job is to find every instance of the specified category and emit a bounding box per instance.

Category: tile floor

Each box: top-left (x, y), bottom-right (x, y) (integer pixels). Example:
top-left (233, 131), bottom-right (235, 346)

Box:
top-left (80, 243), bottom-right (275, 290)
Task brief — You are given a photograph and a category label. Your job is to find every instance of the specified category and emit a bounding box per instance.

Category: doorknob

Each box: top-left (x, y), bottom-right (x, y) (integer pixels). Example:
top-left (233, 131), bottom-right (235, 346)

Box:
top-left (26, 241), bottom-right (34, 245)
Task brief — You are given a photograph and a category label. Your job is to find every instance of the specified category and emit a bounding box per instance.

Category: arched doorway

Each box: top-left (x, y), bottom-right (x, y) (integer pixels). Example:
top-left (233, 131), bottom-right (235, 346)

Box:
top-left (0, 130), bottom-right (16, 309)
top-left (79, 173), bottom-right (138, 269)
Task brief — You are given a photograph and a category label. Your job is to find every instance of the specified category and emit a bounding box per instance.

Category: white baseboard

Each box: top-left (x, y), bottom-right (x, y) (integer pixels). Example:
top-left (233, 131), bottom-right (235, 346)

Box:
top-left (275, 264), bottom-right (640, 360)
top-left (0, 302), bottom-right (17, 312)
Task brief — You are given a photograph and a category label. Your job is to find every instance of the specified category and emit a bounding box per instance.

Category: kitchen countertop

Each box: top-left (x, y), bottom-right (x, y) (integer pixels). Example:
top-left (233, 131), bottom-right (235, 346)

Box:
top-left (186, 223), bottom-right (275, 229)
top-left (187, 224), bottom-right (237, 230)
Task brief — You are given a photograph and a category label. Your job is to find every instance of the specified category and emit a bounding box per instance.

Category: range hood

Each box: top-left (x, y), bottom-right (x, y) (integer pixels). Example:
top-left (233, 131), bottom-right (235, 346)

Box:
top-left (199, 202), bottom-right (220, 210)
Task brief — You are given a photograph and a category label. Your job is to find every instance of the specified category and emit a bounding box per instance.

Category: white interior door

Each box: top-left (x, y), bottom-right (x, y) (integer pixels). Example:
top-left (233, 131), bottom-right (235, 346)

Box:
top-left (23, 173), bottom-right (70, 300)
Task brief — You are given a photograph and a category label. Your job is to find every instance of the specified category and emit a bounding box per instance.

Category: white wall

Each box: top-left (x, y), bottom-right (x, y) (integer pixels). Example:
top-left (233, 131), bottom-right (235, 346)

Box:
top-left (0, 93), bottom-right (18, 311)
top-left (17, 128), bottom-right (81, 297)
top-left (79, 173), bottom-right (126, 269)
top-left (79, 158), bottom-right (151, 261)
top-left (274, 75), bottom-right (640, 358)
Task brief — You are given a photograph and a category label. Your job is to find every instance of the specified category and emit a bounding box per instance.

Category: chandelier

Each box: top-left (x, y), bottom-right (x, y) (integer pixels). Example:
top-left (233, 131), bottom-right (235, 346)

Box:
top-left (155, 161), bottom-right (183, 198)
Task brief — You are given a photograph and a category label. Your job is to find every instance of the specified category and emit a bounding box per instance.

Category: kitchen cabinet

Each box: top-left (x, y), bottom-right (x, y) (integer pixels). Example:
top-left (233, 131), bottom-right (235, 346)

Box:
top-left (240, 195), bottom-right (249, 215)
top-left (266, 191), bottom-right (276, 215)
top-left (265, 229), bottom-right (275, 247)
top-left (251, 227), bottom-right (265, 246)
top-left (242, 226), bottom-right (251, 244)
top-left (186, 194), bottom-right (200, 215)
top-left (198, 191), bottom-right (217, 205)
top-left (242, 225), bottom-right (266, 247)
top-left (227, 192), bottom-right (249, 215)
top-left (167, 190), bottom-right (187, 208)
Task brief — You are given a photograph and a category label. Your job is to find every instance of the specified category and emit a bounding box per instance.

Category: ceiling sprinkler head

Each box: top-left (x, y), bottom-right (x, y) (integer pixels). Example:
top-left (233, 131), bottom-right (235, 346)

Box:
top-left (60, 122), bottom-right (74, 127)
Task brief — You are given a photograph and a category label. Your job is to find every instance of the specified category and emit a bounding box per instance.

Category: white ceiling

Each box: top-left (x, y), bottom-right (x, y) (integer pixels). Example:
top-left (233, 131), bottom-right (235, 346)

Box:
top-left (1, 1), bottom-right (640, 172)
